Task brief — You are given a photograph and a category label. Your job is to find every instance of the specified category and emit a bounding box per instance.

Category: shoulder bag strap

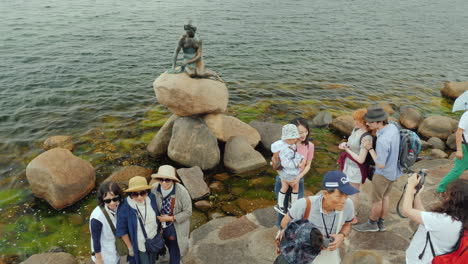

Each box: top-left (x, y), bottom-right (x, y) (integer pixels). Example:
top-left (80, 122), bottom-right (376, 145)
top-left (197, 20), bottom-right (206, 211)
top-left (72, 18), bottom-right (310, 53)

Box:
top-left (303, 197), bottom-right (311, 220)
top-left (359, 132), bottom-right (372, 146)
top-left (136, 213), bottom-right (149, 240)
top-left (170, 196), bottom-right (176, 216)
top-left (418, 231), bottom-right (436, 259)
top-left (99, 206), bottom-right (117, 237)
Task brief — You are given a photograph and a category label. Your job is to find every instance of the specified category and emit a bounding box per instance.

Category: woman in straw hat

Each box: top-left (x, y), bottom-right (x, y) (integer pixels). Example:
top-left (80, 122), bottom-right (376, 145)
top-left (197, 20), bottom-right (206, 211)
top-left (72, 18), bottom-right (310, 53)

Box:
top-left (151, 165), bottom-right (192, 264)
top-left (116, 176), bottom-right (161, 264)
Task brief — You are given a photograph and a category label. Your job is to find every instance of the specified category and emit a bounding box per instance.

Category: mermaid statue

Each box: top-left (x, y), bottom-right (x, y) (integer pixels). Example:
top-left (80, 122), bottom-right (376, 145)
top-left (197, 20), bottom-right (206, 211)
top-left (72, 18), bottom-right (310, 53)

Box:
top-left (170, 22), bottom-right (223, 82)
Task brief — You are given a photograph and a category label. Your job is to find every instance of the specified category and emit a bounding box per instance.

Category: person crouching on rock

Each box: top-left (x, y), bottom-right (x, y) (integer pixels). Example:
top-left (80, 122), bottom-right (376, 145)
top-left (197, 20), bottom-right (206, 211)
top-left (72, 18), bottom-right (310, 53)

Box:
top-left (90, 181), bottom-right (125, 264)
top-left (116, 176), bottom-right (161, 264)
top-left (151, 165), bottom-right (192, 264)
top-left (272, 124), bottom-right (305, 215)
top-left (403, 176), bottom-right (467, 263)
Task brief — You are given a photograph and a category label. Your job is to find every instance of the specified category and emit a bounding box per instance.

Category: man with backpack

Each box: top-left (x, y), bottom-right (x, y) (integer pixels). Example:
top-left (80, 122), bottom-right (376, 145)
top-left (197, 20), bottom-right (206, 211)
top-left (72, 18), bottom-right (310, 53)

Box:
top-left (354, 105), bottom-right (403, 232)
top-left (280, 171), bottom-right (358, 263)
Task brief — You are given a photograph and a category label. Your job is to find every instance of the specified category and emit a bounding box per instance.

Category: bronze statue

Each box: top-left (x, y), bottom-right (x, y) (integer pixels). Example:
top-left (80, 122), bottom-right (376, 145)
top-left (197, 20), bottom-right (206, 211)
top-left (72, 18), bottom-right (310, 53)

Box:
top-left (170, 23), bottom-right (223, 82)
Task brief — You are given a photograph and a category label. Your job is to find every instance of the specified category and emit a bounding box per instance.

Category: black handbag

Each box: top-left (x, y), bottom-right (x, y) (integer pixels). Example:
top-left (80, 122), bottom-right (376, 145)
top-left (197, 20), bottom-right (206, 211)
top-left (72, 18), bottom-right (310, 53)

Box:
top-left (137, 215), bottom-right (165, 254)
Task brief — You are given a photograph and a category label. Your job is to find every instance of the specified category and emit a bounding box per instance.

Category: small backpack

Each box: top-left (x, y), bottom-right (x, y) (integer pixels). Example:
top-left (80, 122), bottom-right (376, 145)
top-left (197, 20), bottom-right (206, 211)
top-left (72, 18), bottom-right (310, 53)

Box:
top-left (358, 131), bottom-right (376, 181)
top-left (272, 152), bottom-right (283, 171)
top-left (419, 228), bottom-right (468, 264)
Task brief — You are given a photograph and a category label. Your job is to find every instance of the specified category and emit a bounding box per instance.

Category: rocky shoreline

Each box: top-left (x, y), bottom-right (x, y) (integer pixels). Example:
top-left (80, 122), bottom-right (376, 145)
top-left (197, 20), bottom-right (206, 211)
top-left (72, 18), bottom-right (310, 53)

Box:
top-left (18, 79), bottom-right (468, 263)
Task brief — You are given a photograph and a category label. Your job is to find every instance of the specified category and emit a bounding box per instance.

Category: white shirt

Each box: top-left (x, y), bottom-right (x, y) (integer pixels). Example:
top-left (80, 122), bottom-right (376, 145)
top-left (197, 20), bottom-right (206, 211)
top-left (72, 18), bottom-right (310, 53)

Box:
top-left (406, 212), bottom-right (462, 263)
top-left (459, 111), bottom-right (468, 141)
top-left (89, 206), bottom-right (120, 264)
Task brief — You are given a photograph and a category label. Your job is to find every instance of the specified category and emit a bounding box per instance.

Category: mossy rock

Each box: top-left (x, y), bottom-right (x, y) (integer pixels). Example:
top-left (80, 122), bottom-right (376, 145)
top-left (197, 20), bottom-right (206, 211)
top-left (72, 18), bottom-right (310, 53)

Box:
top-left (236, 197), bottom-right (276, 213)
top-left (139, 131), bottom-right (157, 143)
top-left (221, 202), bottom-right (245, 217)
top-left (248, 177), bottom-right (275, 188)
top-left (190, 211), bottom-right (208, 231)
top-left (243, 189), bottom-right (275, 200)
top-left (230, 187), bottom-right (245, 196)
top-left (217, 194), bottom-right (236, 202)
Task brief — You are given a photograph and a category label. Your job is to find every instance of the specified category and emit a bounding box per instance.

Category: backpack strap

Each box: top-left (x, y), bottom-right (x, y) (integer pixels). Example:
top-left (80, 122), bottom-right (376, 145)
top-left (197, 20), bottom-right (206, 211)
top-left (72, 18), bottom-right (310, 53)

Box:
top-left (358, 132), bottom-right (372, 147)
top-left (418, 231), bottom-right (436, 260)
top-left (99, 206), bottom-right (117, 237)
top-left (303, 197), bottom-right (311, 220)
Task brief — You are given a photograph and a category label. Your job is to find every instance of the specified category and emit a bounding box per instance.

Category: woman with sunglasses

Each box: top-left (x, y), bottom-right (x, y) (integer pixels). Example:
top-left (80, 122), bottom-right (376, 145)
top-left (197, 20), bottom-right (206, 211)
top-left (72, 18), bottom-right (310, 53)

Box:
top-left (151, 165), bottom-right (192, 264)
top-left (116, 176), bottom-right (161, 264)
top-left (89, 181), bottom-right (124, 264)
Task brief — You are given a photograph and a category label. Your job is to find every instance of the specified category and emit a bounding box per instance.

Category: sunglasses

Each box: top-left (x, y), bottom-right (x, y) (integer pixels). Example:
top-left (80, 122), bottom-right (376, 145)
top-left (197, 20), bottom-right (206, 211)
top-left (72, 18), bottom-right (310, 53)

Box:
top-left (156, 178), bottom-right (172, 183)
top-left (129, 190), bottom-right (148, 198)
top-left (103, 197), bottom-right (120, 204)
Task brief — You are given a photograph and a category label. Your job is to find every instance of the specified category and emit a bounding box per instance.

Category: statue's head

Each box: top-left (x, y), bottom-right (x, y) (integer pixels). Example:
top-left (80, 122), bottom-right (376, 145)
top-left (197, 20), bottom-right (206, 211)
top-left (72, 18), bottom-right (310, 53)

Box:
top-left (184, 23), bottom-right (197, 37)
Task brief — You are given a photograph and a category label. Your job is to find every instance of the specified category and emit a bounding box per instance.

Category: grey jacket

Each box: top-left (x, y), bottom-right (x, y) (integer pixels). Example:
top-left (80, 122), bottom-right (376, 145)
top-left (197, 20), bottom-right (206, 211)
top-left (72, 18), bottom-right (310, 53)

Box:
top-left (151, 182), bottom-right (192, 256)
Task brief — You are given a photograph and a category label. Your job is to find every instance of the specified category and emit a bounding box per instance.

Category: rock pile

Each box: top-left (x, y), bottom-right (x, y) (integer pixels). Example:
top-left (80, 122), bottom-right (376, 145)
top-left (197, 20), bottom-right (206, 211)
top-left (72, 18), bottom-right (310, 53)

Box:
top-left (150, 72), bottom-right (266, 172)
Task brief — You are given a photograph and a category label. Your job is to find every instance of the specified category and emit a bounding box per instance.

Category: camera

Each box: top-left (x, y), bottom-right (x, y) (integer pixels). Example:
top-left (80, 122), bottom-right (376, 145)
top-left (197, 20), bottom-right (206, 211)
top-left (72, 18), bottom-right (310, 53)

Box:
top-left (415, 169), bottom-right (427, 194)
top-left (322, 236), bottom-right (335, 248)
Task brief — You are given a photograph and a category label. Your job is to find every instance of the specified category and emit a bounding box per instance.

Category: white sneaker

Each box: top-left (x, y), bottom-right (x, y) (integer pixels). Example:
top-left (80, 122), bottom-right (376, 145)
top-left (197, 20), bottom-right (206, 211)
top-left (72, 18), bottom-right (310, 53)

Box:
top-left (274, 205), bottom-right (287, 215)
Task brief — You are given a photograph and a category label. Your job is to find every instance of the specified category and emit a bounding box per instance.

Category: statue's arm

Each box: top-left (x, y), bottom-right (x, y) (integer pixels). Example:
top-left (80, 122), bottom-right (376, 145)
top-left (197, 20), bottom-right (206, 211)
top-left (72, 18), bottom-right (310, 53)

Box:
top-left (172, 37), bottom-right (183, 69)
top-left (185, 39), bottom-right (202, 64)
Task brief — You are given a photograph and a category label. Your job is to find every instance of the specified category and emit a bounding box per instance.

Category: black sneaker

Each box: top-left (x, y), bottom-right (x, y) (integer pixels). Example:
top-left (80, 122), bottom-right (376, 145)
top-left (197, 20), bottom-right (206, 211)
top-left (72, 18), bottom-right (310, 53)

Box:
top-left (274, 205), bottom-right (287, 215)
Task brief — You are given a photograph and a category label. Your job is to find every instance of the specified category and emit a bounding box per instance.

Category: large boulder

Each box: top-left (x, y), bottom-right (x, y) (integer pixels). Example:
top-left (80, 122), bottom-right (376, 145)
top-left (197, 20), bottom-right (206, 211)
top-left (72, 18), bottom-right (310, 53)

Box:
top-left (431, 149), bottom-right (448, 159)
top-left (20, 252), bottom-right (77, 264)
top-left (312, 111), bottom-right (332, 127)
top-left (446, 133), bottom-right (457, 150)
top-left (168, 117), bottom-right (220, 170)
top-left (147, 114), bottom-right (179, 157)
top-left (330, 115), bottom-right (354, 136)
top-left (441, 81), bottom-right (468, 99)
top-left (105, 166), bottom-right (152, 186)
top-left (177, 166), bottom-right (209, 200)
top-left (399, 107), bottom-right (422, 130)
top-left (26, 148), bottom-right (95, 210)
top-left (43, 135), bottom-right (74, 151)
top-left (427, 137), bottom-right (446, 151)
top-left (249, 121), bottom-right (282, 151)
top-left (223, 136), bottom-right (267, 174)
top-left (203, 114), bottom-right (260, 147)
top-left (153, 72), bottom-right (228, 116)
top-left (417, 116), bottom-right (458, 140)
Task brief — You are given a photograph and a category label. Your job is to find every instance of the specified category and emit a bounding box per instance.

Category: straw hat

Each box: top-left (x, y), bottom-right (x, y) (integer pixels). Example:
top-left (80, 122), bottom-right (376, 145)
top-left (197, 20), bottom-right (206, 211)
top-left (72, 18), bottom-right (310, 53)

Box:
top-left (125, 176), bottom-right (152, 192)
top-left (151, 165), bottom-right (180, 183)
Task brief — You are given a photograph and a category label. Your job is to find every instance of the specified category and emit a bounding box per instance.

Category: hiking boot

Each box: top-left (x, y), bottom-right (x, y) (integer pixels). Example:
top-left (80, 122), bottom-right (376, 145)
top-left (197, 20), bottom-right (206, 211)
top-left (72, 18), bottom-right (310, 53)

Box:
top-left (353, 221), bottom-right (379, 232)
top-left (377, 220), bottom-right (386, 231)
top-left (274, 205), bottom-right (287, 215)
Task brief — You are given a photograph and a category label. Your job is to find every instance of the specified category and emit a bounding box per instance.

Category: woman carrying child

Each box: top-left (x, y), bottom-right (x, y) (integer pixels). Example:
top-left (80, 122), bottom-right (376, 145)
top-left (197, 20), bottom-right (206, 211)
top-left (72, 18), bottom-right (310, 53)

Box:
top-left (274, 118), bottom-right (314, 224)
top-left (272, 124), bottom-right (305, 215)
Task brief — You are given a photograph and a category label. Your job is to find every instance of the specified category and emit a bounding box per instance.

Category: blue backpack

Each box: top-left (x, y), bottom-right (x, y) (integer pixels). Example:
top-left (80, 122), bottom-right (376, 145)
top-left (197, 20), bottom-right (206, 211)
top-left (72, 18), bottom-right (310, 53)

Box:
top-left (394, 122), bottom-right (422, 172)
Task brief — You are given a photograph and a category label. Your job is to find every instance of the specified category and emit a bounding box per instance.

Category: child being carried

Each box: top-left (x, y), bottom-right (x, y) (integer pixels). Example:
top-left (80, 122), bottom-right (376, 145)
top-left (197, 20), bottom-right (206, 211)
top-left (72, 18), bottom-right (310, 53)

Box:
top-left (272, 124), bottom-right (305, 215)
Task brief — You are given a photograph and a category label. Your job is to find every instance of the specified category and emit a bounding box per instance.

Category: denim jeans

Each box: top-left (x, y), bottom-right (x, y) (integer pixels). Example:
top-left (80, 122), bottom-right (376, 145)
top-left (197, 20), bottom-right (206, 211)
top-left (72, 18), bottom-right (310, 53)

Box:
top-left (274, 175), bottom-right (304, 227)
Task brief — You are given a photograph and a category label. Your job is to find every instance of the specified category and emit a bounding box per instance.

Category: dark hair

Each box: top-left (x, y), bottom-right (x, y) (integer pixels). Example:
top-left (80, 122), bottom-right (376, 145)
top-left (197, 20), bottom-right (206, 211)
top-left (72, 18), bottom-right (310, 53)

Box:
top-left (97, 182), bottom-right (124, 206)
top-left (290, 117), bottom-right (310, 145)
top-left (309, 228), bottom-right (324, 255)
top-left (432, 179), bottom-right (468, 229)
top-left (324, 188), bottom-right (337, 194)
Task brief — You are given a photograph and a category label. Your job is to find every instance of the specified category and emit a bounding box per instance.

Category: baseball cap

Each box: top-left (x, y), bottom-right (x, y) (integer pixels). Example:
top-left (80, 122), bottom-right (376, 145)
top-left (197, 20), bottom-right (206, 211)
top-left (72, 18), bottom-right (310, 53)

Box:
top-left (322, 171), bottom-right (359, 195)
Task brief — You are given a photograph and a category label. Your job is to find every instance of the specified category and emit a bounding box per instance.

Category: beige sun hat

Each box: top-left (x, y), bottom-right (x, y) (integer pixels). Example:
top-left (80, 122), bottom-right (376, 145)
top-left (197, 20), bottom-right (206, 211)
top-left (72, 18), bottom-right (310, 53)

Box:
top-left (151, 165), bottom-right (180, 182)
top-left (125, 176), bottom-right (152, 192)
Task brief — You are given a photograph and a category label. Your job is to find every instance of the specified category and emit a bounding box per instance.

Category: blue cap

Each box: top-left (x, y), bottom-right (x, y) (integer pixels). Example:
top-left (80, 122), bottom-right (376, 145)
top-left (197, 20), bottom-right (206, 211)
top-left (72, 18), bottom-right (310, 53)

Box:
top-left (322, 171), bottom-right (359, 195)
